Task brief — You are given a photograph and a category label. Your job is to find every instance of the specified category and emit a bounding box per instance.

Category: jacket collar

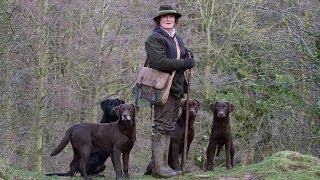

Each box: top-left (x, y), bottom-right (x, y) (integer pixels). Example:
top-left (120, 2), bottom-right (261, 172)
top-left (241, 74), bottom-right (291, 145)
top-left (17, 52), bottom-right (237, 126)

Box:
top-left (153, 26), bottom-right (176, 38)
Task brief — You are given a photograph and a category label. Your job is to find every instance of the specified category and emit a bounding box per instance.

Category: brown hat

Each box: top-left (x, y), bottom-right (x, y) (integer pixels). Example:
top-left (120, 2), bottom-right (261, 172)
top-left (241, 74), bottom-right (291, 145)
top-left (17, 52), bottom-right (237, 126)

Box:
top-left (153, 5), bottom-right (182, 20)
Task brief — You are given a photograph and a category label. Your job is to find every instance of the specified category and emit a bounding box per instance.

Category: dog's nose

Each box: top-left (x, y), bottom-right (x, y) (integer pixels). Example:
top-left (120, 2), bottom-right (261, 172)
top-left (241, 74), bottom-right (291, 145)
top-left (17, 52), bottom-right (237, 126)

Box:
top-left (122, 114), bottom-right (131, 120)
top-left (217, 112), bottom-right (225, 118)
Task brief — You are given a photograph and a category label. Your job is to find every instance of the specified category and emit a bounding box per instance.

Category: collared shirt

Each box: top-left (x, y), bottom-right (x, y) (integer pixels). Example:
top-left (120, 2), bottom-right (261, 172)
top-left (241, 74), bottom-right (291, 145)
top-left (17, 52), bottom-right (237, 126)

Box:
top-left (159, 27), bottom-right (180, 58)
top-left (160, 27), bottom-right (176, 38)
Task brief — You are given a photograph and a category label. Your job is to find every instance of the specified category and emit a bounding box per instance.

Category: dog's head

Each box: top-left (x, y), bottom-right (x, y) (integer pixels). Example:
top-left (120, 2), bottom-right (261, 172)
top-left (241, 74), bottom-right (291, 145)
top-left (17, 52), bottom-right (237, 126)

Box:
top-left (209, 101), bottom-right (234, 119)
top-left (115, 103), bottom-right (139, 126)
top-left (100, 98), bottom-right (125, 116)
top-left (180, 99), bottom-right (200, 117)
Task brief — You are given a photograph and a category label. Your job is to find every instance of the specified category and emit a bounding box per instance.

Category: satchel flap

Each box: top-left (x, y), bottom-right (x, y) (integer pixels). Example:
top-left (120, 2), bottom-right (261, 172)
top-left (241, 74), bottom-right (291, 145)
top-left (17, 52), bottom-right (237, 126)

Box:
top-left (136, 67), bottom-right (170, 89)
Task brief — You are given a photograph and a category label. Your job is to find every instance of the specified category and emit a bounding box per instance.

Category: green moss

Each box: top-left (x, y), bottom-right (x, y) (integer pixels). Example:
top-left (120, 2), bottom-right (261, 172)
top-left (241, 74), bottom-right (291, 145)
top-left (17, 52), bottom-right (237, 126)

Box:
top-left (188, 151), bottom-right (320, 180)
top-left (1, 151), bottom-right (320, 180)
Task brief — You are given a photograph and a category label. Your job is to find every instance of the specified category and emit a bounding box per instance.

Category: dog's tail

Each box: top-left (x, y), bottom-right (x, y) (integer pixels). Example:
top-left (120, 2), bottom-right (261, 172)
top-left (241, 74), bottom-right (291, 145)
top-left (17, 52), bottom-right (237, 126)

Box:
top-left (50, 127), bottom-right (73, 156)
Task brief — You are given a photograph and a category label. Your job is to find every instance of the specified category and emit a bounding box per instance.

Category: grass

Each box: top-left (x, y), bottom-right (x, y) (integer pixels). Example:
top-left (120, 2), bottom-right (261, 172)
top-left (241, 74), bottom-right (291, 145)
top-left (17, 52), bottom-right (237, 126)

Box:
top-left (189, 151), bottom-right (320, 180)
top-left (1, 151), bottom-right (320, 180)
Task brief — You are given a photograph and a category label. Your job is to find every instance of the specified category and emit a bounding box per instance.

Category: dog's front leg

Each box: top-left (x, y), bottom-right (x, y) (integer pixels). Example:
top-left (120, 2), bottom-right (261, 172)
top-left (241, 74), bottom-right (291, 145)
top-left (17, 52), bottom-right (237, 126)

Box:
top-left (230, 136), bottom-right (235, 168)
top-left (225, 141), bottom-right (231, 170)
top-left (205, 141), bottom-right (217, 171)
top-left (113, 150), bottom-right (123, 180)
top-left (122, 151), bottom-right (130, 178)
top-left (169, 141), bottom-right (180, 170)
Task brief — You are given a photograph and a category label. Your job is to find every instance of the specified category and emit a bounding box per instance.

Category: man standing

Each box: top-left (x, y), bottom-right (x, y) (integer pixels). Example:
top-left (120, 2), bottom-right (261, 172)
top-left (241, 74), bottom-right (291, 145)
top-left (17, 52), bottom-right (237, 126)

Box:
top-left (144, 5), bottom-right (195, 178)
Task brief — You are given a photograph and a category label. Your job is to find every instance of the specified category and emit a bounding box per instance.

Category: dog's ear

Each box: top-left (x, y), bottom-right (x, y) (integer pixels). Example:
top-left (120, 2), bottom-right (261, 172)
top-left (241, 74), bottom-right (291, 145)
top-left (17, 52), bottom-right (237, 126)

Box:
top-left (117, 98), bottom-right (125, 105)
top-left (180, 99), bottom-right (186, 108)
top-left (194, 99), bottom-right (201, 108)
top-left (133, 104), bottom-right (139, 113)
top-left (227, 102), bottom-right (234, 112)
top-left (209, 102), bottom-right (216, 111)
top-left (114, 104), bottom-right (122, 116)
top-left (100, 99), bottom-right (108, 110)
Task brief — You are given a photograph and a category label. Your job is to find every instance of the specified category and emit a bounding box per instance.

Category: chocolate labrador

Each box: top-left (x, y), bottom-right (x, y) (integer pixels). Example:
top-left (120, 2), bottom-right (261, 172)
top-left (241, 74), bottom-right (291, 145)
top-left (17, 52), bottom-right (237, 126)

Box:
top-left (49, 103), bottom-right (139, 180)
top-left (46, 98), bottom-right (126, 177)
top-left (205, 101), bottom-right (235, 171)
top-left (168, 99), bottom-right (200, 170)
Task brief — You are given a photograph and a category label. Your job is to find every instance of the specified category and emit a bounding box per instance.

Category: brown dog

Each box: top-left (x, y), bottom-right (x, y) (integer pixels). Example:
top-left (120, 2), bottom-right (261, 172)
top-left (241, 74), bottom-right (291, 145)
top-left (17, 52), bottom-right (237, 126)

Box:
top-left (144, 99), bottom-right (200, 175)
top-left (46, 98), bottom-right (126, 177)
top-left (205, 101), bottom-right (235, 171)
top-left (168, 99), bottom-right (200, 170)
top-left (50, 103), bottom-right (139, 180)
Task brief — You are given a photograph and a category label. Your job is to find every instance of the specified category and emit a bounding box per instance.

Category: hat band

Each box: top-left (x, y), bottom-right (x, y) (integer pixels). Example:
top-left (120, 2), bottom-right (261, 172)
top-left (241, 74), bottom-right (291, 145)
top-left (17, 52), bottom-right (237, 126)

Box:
top-left (157, 10), bottom-right (177, 16)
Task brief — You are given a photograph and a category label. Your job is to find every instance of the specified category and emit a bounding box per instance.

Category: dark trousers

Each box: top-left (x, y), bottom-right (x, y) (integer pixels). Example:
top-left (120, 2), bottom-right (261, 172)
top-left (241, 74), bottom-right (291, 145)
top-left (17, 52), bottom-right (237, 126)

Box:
top-left (152, 95), bottom-right (181, 135)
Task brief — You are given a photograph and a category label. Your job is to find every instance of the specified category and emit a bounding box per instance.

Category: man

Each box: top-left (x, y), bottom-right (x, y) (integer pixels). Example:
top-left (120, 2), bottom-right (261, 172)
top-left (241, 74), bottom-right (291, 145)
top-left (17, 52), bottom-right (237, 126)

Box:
top-left (144, 5), bottom-right (195, 178)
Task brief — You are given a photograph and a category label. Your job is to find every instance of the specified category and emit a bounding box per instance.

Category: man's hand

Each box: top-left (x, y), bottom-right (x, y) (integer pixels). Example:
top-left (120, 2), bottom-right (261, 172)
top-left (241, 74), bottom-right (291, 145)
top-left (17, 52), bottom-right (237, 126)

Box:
top-left (185, 49), bottom-right (194, 58)
top-left (184, 58), bottom-right (195, 69)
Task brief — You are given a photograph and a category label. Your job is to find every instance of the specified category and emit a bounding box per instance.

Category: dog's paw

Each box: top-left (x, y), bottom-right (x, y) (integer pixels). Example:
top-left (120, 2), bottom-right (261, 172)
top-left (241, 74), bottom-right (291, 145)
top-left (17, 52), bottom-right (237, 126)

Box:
top-left (94, 174), bottom-right (105, 177)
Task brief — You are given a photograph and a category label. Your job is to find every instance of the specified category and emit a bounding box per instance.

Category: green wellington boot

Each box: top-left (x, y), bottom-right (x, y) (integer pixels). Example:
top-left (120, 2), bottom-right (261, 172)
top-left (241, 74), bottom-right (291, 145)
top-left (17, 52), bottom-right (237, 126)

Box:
top-left (151, 132), bottom-right (177, 178)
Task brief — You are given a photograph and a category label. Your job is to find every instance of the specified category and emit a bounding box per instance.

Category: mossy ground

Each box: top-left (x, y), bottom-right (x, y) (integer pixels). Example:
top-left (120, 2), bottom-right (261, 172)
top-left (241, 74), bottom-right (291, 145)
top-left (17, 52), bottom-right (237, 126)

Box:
top-left (1, 151), bottom-right (320, 180)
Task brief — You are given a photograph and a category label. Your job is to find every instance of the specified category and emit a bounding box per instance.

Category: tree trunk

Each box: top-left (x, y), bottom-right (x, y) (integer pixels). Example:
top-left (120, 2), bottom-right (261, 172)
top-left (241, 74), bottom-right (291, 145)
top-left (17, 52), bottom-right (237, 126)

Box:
top-left (91, 0), bottom-right (110, 122)
top-left (298, 56), bottom-right (310, 153)
top-left (2, 53), bottom-right (14, 158)
top-left (198, 0), bottom-right (215, 99)
top-left (34, 0), bottom-right (49, 171)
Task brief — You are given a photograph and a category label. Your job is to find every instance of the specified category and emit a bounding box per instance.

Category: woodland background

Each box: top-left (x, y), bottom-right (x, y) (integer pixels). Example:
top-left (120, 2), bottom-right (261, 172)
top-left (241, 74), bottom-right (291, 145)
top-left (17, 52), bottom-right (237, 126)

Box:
top-left (0, 0), bottom-right (319, 177)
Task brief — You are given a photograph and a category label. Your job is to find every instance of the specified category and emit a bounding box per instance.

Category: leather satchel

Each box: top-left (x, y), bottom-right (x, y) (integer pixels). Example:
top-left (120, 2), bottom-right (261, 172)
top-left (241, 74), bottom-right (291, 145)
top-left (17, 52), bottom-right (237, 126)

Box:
top-left (132, 66), bottom-right (175, 105)
top-left (133, 36), bottom-right (180, 105)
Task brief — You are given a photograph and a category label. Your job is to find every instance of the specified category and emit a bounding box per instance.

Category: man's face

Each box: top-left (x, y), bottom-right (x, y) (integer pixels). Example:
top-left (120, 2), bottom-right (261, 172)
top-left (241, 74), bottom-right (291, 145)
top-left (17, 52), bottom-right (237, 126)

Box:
top-left (160, 14), bottom-right (176, 31)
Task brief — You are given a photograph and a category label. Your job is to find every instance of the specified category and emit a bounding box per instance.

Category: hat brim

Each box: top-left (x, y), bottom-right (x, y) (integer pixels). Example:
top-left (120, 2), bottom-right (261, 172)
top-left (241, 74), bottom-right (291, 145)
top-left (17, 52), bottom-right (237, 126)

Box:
top-left (153, 11), bottom-right (182, 20)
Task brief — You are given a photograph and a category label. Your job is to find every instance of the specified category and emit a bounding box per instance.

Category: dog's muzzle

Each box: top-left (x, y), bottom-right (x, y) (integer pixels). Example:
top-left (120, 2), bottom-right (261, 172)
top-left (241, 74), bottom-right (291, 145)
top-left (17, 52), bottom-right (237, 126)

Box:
top-left (122, 114), bottom-right (132, 121)
top-left (217, 112), bottom-right (226, 118)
